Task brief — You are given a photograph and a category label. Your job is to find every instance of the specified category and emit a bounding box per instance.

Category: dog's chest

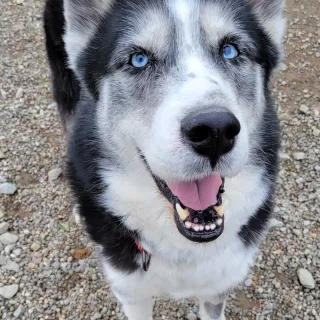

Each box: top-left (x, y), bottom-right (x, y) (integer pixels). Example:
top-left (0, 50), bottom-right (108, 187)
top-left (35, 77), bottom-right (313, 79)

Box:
top-left (105, 238), bottom-right (257, 299)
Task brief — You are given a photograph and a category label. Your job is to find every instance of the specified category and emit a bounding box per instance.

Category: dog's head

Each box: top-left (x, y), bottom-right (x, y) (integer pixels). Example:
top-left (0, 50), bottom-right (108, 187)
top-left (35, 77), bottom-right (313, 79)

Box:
top-left (64, 0), bottom-right (285, 243)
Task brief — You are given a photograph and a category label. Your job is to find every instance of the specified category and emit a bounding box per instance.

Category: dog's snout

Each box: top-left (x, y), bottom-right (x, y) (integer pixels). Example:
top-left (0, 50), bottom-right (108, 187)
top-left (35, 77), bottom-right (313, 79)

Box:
top-left (181, 110), bottom-right (241, 164)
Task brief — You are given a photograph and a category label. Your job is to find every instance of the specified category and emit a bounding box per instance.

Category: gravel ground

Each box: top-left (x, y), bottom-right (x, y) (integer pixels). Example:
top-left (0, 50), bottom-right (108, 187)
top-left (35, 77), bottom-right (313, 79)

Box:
top-left (0, 0), bottom-right (319, 319)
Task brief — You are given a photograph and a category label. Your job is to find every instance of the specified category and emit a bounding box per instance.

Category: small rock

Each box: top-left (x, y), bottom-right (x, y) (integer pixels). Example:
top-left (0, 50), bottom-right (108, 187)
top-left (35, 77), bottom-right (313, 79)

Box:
top-left (48, 168), bottom-right (62, 182)
top-left (297, 269), bottom-right (315, 289)
top-left (0, 150), bottom-right (5, 159)
top-left (275, 282), bottom-right (281, 289)
top-left (0, 209), bottom-right (4, 219)
top-left (5, 244), bottom-right (16, 254)
top-left (269, 218), bottom-right (284, 229)
top-left (3, 260), bottom-right (19, 273)
top-left (299, 105), bottom-right (309, 114)
top-left (72, 248), bottom-right (92, 260)
top-left (293, 152), bottom-right (306, 160)
top-left (279, 152), bottom-right (290, 161)
top-left (31, 242), bottom-right (41, 252)
top-left (0, 284), bottom-right (19, 299)
top-left (187, 313), bottom-right (197, 320)
top-left (13, 248), bottom-right (21, 257)
top-left (91, 313), bottom-right (102, 320)
top-left (0, 222), bottom-right (9, 235)
top-left (245, 278), bottom-right (253, 287)
top-left (257, 287), bottom-right (264, 294)
top-left (0, 255), bottom-right (6, 266)
top-left (15, 87), bottom-right (23, 98)
top-left (292, 229), bottom-right (302, 237)
top-left (0, 233), bottom-right (19, 245)
top-left (192, 306), bottom-right (199, 313)
top-left (0, 182), bottom-right (17, 195)
top-left (178, 308), bottom-right (185, 317)
top-left (14, 305), bottom-right (25, 318)
top-left (296, 177), bottom-right (304, 184)
top-left (281, 63), bottom-right (288, 71)
top-left (0, 89), bottom-right (7, 100)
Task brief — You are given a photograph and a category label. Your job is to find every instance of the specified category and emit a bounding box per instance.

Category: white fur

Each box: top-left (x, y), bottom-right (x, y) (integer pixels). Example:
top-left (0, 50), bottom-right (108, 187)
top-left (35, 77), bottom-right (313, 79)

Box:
top-left (63, 0), bottom-right (113, 72)
top-left (63, 0), bottom-right (285, 319)
top-left (101, 164), bottom-right (266, 319)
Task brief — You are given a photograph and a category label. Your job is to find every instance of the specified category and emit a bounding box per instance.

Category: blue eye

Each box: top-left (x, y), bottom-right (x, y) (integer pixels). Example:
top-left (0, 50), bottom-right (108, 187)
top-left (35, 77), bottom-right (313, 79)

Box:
top-left (222, 44), bottom-right (239, 60)
top-left (131, 53), bottom-right (149, 68)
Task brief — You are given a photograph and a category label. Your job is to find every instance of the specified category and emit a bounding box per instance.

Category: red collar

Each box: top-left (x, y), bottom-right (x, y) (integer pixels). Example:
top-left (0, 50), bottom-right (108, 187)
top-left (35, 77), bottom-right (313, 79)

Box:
top-left (135, 240), bottom-right (151, 272)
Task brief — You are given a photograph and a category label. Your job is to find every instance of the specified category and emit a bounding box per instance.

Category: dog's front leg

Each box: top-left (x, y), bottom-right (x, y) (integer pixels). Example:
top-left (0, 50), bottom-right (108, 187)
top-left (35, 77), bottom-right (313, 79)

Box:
top-left (198, 295), bottom-right (228, 320)
top-left (112, 288), bottom-right (154, 320)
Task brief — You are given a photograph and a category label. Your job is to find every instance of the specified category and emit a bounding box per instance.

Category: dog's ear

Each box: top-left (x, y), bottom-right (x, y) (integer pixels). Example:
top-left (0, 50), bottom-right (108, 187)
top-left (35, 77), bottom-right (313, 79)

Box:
top-left (248, 0), bottom-right (286, 47)
top-left (63, 0), bottom-right (113, 70)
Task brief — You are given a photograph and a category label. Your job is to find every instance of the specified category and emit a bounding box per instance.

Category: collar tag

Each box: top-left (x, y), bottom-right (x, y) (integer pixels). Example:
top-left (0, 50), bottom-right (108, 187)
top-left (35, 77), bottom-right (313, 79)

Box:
top-left (135, 240), bottom-right (151, 272)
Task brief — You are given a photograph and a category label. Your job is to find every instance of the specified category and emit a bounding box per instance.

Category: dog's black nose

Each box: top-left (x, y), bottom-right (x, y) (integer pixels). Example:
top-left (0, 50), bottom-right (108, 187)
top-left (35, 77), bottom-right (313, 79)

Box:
top-left (181, 111), bottom-right (241, 165)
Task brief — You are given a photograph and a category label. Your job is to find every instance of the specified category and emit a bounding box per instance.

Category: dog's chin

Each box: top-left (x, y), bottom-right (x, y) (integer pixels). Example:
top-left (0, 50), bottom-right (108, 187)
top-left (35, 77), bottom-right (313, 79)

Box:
top-left (152, 174), bottom-right (226, 243)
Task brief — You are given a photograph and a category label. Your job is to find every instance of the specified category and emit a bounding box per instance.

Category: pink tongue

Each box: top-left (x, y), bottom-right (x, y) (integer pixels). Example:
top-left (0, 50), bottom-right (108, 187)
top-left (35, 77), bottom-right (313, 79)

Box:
top-left (167, 175), bottom-right (222, 211)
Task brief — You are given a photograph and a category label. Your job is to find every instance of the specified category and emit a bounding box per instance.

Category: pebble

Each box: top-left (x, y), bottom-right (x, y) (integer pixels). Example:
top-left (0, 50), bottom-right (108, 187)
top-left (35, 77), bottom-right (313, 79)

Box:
top-left (13, 248), bottom-right (21, 257)
top-left (0, 209), bottom-right (4, 219)
top-left (178, 308), bottom-right (185, 317)
top-left (5, 243), bottom-right (16, 254)
top-left (0, 232), bottom-right (19, 245)
top-left (187, 313), bottom-right (197, 320)
top-left (297, 269), bottom-right (315, 289)
top-left (0, 285), bottom-right (19, 299)
top-left (91, 313), bottom-right (102, 320)
top-left (48, 168), bottom-right (62, 182)
top-left (293, 152), bottom-right (306, 160)
top-left (0, 255), bottom-right (6, 265)
top-left (245, 278), bottom-right (253, 287)
top-left (0, 150), bottom-right (5, 159)
top-left (15, 87), bottom-right (23, 98)
top-left (279, 152), bottom-right (290, 160)
top-left (192, 306), bottom-right (199, 313)
top-left (3, 260), bottom-right (19, 272)
top-left (31, 242), bottom-right (41, 252)
top-left (0, 182), bottom-right (17, 195)
top-left (269, 218), bottom-right (284, 229)
top-left (0, 88), bottom-right (7, 100)
top-left (0, 221), bottom-right (9, 235)
top-left (13, 305), bottom-right (25, 318)
top-left (292, 229), bottom-right (302, 237)
top-left (299, 105), bottom-right (309, 114)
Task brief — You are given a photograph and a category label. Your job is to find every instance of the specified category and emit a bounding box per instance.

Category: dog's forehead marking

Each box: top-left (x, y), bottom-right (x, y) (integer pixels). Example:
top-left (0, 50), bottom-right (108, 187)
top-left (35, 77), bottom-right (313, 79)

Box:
top-left (172, 0), bottom-right (195, 46)
top-left (125, 8), bottom-right (170, 56)
top-left (171, 0), bottom-right (207, 75)
top-left (201, 2), bottom-right (238, 43)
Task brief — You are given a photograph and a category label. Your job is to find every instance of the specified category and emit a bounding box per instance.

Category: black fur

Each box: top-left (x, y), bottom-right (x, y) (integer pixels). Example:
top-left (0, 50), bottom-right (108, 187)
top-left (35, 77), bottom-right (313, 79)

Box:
top-left (44, 0), bottom-right (281, 269)
top-left (68, 99), bottom-right (141, 273)
top-left (239, 95), bottom-right (280, 246)
top-left (44, 0), bottom-right (81, 127)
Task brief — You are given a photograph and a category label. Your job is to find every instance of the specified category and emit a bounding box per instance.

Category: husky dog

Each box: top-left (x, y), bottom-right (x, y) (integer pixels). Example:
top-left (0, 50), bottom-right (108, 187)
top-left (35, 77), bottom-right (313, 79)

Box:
top-left (44, 0), bottom-right (285, 319)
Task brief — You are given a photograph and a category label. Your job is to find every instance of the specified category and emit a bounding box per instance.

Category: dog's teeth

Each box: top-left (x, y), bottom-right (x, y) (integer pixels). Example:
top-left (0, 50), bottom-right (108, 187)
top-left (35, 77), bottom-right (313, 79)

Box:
top-left (205, 225), bottom-right (211, 231)
top-left (199, 225), bottom-right (204, 231)
top-left (185, 221), bottom-right (192, 229)
top-left (216, 218), bottom-right (223, 226)
top-left (176, 203), bottom-right (189, 221)
top-left (210, 223), bottom-right (216, 230)
top-left (214, 204), bottom-right (226, 217)
top-left (193, 225), bottom-right (200, 232)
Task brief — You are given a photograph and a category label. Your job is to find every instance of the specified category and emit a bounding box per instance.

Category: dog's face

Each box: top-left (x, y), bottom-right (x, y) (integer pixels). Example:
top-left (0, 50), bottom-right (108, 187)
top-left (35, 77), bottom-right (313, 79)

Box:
top-left (64, 0), bottom-right (285, 242)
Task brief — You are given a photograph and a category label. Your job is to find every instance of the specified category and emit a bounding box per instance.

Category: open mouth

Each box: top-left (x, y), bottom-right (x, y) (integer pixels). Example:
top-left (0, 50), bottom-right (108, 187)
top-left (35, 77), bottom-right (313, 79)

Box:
top-left (152, 172), bottom-right (226, 243)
